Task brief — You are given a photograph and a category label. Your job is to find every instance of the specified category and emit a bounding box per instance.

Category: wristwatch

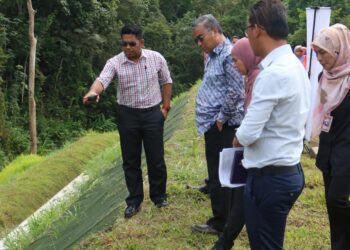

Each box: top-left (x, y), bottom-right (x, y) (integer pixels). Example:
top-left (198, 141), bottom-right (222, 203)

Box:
top-left (162, 106), bottom-right (171, 112)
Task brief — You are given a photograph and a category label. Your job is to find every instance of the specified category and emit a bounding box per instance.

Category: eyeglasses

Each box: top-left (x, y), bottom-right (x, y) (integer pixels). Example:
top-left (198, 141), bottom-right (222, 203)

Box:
top-left (245, 24), bottom-right (255, 36)
top-left (245, 23), bottom-right (265, 37)
top-left (194, 31), bottom-right (209, 44)
top-left (246, 24), bottom-right (256, 31)
top-left (121, 41), bottom-right (137, 47)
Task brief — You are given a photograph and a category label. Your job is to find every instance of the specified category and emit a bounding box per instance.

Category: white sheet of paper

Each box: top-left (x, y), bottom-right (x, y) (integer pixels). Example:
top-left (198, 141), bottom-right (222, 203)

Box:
top-left (219, 147), bottom-right (245, 188)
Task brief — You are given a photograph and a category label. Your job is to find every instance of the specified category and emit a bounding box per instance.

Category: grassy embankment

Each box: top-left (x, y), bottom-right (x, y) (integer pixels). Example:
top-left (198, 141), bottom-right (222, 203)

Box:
top-left (75, 85), bottom-right (330, 250)
top-left (0, 131), bottom-right (119, 237)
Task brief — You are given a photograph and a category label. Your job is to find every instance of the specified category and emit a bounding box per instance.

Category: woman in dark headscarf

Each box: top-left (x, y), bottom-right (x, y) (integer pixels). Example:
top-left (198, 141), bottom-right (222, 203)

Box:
top-left (311, 23), bottom-right (350, 250)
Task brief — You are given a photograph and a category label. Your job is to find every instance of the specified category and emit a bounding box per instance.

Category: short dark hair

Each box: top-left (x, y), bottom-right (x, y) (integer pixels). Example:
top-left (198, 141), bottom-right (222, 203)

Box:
top-left (121, 24), bottom-right (143, 39)
top-left (249, 0), bottom-right (288, 40)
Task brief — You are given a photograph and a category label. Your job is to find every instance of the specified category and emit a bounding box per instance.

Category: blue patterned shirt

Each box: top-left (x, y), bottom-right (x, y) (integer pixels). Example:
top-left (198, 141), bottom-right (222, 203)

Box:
top-left (196, 39), bottom-right (244, 135)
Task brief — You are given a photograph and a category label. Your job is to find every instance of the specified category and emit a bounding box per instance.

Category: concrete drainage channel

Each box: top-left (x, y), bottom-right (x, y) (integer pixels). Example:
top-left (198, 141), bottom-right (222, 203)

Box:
top-left (0, 173), bottom-right (90, 250)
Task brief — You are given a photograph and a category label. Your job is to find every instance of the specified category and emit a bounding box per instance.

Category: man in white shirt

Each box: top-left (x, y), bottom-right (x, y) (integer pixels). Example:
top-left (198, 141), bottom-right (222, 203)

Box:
top-left (233, 1), bottom-right (311, 249)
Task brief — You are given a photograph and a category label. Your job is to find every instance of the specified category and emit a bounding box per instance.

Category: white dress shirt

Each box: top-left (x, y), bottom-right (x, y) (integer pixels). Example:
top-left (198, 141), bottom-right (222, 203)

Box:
top-left (236, 44), bottom-right (311, 169)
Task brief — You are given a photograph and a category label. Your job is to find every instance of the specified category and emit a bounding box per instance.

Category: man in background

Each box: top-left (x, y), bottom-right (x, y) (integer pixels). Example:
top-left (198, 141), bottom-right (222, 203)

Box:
top-left (231, 35), bottom-right (239, 44)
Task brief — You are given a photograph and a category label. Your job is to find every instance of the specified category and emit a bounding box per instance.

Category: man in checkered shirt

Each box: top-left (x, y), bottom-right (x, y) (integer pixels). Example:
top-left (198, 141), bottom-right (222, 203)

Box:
top-left (83, 24), bottom-right (172, 219)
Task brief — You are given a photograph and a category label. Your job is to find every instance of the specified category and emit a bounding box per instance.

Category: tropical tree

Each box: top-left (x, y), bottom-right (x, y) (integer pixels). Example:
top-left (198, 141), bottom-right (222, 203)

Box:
top-left (27, 0), bottom-right (37, 154)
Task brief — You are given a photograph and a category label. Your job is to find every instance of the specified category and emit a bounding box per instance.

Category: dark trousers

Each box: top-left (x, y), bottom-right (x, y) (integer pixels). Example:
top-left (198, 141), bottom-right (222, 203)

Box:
top-left (244, 164), bottom-right (304, 250)
top-left (221, 186), bottom-right (245, 249)
top-left (117, 105), bottom-right (167, 206)
top-left (323, 174), bottom-right (350, 250)
top-left (204, 123), bottom-right (236, 231)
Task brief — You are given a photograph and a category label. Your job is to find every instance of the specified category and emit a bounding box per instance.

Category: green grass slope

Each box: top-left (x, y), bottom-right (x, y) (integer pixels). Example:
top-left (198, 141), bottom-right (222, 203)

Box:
top-left (0, 132), bottom-right (118, 235)
top-left (0, 155), bottom-right (44, 185)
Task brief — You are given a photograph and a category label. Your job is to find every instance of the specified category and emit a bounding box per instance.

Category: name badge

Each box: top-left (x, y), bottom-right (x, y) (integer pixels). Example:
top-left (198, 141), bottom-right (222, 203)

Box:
top-left (321, 113), bottom-right (333, 133)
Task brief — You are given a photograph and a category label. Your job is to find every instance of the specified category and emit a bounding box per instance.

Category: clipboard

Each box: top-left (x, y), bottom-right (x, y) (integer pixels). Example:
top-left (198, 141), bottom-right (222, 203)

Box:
top-left (219, 147), bottom-right (246, 188)
top-left (230, 149), bottom-right (247, 184)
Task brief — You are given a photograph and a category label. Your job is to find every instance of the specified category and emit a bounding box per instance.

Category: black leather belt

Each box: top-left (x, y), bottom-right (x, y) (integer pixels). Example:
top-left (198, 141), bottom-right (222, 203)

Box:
top-left (247, 164), bottom-right (299, 176)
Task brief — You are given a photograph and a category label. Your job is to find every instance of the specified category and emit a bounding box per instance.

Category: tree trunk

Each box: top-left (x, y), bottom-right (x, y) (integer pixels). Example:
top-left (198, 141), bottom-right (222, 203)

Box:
top-left (27, 0), bottom-right (37, 154)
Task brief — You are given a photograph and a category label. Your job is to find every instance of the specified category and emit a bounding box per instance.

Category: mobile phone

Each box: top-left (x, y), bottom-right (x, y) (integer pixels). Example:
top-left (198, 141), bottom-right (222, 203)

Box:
top-left (87, 95), bottom-right (98, 102)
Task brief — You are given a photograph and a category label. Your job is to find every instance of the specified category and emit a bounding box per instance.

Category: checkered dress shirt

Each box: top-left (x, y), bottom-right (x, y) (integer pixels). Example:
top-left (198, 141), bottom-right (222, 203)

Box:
top-left (97, 49), bottom-right (172, 108)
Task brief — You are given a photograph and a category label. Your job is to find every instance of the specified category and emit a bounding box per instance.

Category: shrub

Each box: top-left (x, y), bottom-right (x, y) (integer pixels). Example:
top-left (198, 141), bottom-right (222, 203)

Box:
top-left (0, 149), bottom-right (7, 171)
top-left (7, 127), bottom-right (30, 155)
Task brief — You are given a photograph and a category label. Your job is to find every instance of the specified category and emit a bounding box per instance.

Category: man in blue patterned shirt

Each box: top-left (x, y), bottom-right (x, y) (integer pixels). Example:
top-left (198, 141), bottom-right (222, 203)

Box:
top-left (191, 14), bottom-right (245, 235)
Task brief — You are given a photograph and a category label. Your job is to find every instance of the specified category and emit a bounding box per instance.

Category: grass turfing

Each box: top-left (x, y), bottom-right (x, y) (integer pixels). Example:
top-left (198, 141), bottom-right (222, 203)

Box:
top-left (0, 131), bottom-right (118, 236)
top-left (0, 154), bottom-right (44, 185)
top-left (71, 84), bottom-right (330, 250)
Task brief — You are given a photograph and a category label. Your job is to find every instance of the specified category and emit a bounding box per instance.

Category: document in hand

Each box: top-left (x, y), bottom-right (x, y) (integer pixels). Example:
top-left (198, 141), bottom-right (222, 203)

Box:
top-left (230, 148), bottom-right (247, 185)
top-left (219, 147), bottom-right (246, 188)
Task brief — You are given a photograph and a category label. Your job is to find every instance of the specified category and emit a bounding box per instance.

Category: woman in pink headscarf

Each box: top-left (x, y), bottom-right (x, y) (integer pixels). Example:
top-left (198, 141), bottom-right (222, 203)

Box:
top-left (311, 23), bottom-right (350, 250)
top-left (231, 37), bottom-right (262, 111)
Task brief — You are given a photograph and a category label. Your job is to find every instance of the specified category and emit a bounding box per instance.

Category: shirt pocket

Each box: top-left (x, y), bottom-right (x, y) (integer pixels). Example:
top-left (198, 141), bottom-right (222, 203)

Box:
top-left (145, 65), bottom-right (159, 84)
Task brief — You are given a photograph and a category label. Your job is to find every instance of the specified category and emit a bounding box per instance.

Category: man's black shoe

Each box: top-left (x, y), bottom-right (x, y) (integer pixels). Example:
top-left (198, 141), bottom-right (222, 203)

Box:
top-left (155, 199), bottom-right (169, 208)
top-left (191, 223), bottom-right (221, 235)
top-left (212, 236), bottom-right (227, 250)
top-left (124, 205), bottom-right (140, 218)
top-left (198, 183), bottom-right (209, 194)
top-left (198, 178), bottom-right (209, 194)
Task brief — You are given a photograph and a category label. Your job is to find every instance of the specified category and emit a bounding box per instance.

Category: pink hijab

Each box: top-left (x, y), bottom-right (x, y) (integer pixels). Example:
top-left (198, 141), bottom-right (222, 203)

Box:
top-left (232, 37), bottom-right (262, 110)
top-left (311, 24), bottom-right (350, 137)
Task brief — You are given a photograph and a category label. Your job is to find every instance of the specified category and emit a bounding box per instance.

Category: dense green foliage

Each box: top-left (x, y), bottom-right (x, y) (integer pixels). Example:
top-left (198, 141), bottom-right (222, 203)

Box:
top-left (0, 0), bottom-right (349, 167)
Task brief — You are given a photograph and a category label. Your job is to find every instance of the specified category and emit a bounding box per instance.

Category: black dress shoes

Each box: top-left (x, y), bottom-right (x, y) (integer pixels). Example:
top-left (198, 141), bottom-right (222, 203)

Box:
top-left (212, 236), bottom-right (227, 250)
top-left (191, 223), bottom-right (221, 235)
top-left (155, 199), bottom-right (169, 208)
top-left (124, 205), bottom-right (141, 218)
top-left (198, 178), bottom-right (209, 194)
top-left (198, 183), bottom-right (209, 194)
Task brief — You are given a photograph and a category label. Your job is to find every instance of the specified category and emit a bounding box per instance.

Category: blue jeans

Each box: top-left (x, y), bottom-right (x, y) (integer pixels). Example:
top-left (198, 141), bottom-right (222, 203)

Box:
top-left (244, 164), bottom-right (304, 250)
